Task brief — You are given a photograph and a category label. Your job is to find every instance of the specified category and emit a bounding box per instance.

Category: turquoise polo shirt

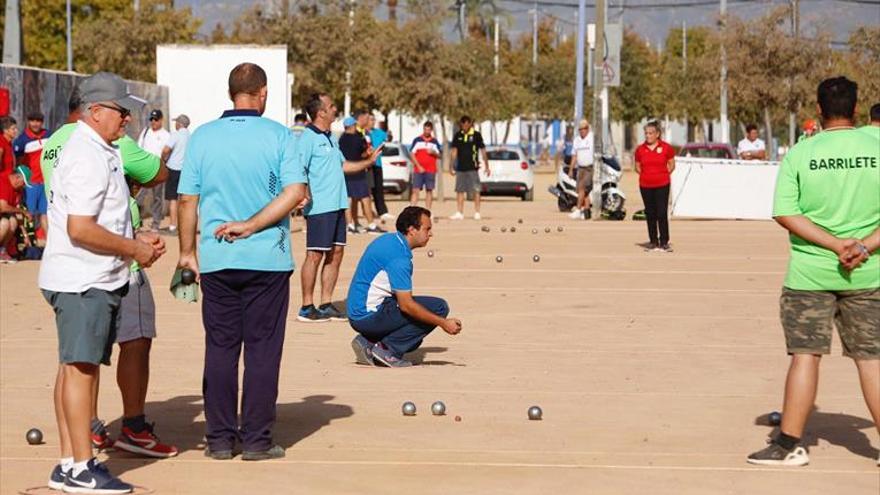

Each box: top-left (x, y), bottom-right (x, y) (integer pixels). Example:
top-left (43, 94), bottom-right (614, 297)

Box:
top-left (297, 124), bottom-right (349, 217)
top-left (177, 109), bottom-right (306, 274)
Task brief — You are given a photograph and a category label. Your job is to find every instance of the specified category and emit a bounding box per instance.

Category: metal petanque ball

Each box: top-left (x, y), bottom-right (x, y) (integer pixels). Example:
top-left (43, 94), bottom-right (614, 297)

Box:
top-left (532, 255), bottom-right (540, 262)
top-left (501, 227), bottom-right (507, 233)
top-left (532, 228), bottom-right (538, 234)
top-left (427, 250), bottom-right (434, 258)
top-left (518, 218), bottom-right (523, 224)
top-left (402, 402), bottom-right (417, 416)
top-left (431, 401), bottom-right (446, 416)
top-left (557, 226), bottom-right (564, 232)
top-left (26, 428), bottom-right (43, 445)
top-left (544, 227), bottom-right (551, 233)
top-left (510, 226), bottom-right (516, 233)
top-left (495, 256), bottom-right (503, 263)
top-left (181, 269), bottom-right (196, 285)
top-left (527, 406), bottom-right (543, 421)
top-left (768, 411), bottom-right (782, 426)
top-left (481, 226), bottom-right (490, 232)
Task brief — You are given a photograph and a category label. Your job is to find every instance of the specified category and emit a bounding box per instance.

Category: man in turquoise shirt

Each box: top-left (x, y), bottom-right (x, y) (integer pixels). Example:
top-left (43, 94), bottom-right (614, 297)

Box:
top-left (176, 63), bottom-right (307, 461)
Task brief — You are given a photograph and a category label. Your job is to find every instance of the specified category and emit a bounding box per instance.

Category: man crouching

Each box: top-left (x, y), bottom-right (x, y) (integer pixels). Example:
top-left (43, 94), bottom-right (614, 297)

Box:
top-left (347, 206), bottom-right (462, 367)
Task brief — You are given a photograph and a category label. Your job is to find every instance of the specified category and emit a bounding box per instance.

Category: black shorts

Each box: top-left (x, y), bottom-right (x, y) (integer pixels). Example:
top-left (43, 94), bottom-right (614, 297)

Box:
top-left (163, 170), bottom-right (181, 201)
top-left (305, 209), bottom-right (347, 251)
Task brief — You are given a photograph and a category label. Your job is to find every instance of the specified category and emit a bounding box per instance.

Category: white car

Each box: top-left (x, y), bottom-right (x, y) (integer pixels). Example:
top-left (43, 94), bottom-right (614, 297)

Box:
top-left (380, 142), bottom-right (411, 195)
top-left (478, 146), bottom-right (534, 201)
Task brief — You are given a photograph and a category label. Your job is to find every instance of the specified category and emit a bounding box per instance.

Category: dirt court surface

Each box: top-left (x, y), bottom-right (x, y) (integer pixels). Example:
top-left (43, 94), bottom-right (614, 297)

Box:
top-left (1, 171), bottom-right (878, 494)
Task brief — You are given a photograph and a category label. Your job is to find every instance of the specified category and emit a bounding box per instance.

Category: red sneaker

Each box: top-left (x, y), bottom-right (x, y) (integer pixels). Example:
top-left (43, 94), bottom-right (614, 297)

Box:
top-left (91, 423), bottom-right (113, 450)
top-left (114, 424), bottom-right (178, 458)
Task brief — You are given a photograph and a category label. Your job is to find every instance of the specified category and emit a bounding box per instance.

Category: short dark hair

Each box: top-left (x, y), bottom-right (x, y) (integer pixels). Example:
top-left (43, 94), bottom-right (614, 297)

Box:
top-left (869, 103), bottom-right (880, 122)
top-left (423, 121), bottom-right (433, 128)
top-left (294, 113), bottom-right (307, 123)
top-left (353, 109), bottom-right (369, 119)
top-left (228, 63), bottom-right (267, 99)
top-left (745, 124), bottom-right (758, 133)
top-left (27, 111), bottom-right (44, 121)
top-left (644, 120), bottom-right (662, 134)
top-left (68, 87), bottom-right (82, 113)
top-left (0, 116), bottom-right (17, 131)
top-left (459, 115), bottom-right (472, 124)
top-left (817, 77), bottom-right (857, 121)
top-left (304, 93), bottom-right (326, 121)
top-left (396, 206), bottom-right (431, 234)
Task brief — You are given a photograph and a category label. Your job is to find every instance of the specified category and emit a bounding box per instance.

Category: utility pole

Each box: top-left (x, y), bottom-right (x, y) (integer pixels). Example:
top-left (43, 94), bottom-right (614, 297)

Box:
top-left (719, 0), bottom-right (729, 144)
top-left (591, 0), bottom-right (605, 221)
top-left (530, 3), bottom-right (538, 160)
top-left (788, 0), bottom-right (800, 147)
top-left (344, 0), bottom-right (355, 117)
top-left (3, 0), bottom-right (22, 65)
top-left (682, 20), bottom-right (687, 142)
top-left (66, 0), bottom-right (73, 71)
top-left (459, 1), bottom-right (467, 41)
top-left (493, 16), bottom-right (500, 74)
top-left (574, 0), bottom-right (587, 124)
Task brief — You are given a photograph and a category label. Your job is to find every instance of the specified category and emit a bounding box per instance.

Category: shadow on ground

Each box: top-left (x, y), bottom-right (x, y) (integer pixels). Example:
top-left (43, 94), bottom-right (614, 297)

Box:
top-left (103, 394), bottom-right (353, 476)
top-left (753, 406), bottom-right (879, 460)
top-left (405, 346), bottom-right (464, 367)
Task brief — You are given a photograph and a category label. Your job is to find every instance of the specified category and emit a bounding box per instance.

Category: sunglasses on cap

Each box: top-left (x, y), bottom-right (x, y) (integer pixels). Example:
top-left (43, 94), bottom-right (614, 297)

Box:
top-left (94, 103), bottom-right (131, 119)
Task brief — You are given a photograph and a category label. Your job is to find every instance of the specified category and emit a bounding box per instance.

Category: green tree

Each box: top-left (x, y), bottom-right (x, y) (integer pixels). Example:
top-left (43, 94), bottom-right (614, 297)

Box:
top-left (657, 26), bottom-right (719, 138)
top-left (611, 30), bottom-right (660, 125)
top-left (836, 26), bottom-right (880, 124)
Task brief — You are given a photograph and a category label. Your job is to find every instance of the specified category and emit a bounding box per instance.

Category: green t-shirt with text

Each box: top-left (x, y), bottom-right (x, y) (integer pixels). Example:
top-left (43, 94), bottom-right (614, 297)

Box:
top-left (40, 122), bottom-right (160, 273)
top-left (773, 128), bottom-right (880, 290)
top-left (856, 125), bottom-right (880, 142)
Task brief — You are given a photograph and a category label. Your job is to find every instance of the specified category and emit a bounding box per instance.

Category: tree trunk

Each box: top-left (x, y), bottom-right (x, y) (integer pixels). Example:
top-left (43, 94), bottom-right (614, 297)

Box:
top-left (387, 0), bottom-right (397, 21)
top-left (502, 119), bottom-right (511, 144)
top-left (763, 106), bottom-right (773, 161)
top-left (788, 111), bottom-right (796, 147)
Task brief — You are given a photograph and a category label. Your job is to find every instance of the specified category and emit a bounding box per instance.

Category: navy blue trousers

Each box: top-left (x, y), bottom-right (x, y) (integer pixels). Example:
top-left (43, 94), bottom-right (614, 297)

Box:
top-left (349, 296), bottom-right (449, 358)
top-left (200, 269), bottom-right (291, 452)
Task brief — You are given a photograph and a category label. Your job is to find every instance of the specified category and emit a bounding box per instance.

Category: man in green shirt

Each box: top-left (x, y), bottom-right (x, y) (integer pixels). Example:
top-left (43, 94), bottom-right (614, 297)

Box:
top-left (748, 77), bottom-right (880, 467)
top-left (40, 89), bottom-right (177, 461)
top-left (857, 102), bottom-right (880, 141)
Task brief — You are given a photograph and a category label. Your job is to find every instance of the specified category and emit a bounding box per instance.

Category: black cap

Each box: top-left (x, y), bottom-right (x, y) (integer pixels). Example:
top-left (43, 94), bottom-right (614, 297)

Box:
top-left (149, 109), bottom-right (163, 121)
top-left (27, 111), bottom-right (44, 121)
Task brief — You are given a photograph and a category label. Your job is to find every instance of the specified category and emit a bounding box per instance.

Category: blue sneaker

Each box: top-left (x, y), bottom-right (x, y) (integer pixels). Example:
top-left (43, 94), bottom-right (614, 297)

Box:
top-left (48, 464), bottom-right (68, 490)
top-left (63, 459), bottom-right (132, 494)
top-left (318, 303), bottom-right (347, 322)
top-left (297, 305), bottom-right (330, 323)
top-left (350, 335), bottom-right (375, 366)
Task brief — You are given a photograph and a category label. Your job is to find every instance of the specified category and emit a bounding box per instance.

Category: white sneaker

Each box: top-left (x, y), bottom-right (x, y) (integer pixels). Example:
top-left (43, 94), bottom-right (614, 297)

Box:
top-left (449, 212), bottom-right (464, 220)
top-left (568, 209), bottom-right (583, 219)
top-left (473, 212), bottom-right (481, 220)
top-left (380, 213), bottom-right (394, 221)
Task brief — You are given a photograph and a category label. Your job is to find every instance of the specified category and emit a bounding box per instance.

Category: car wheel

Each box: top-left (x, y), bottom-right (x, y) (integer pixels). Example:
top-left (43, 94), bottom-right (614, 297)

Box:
top-left (522, 188), bottom-right (534, 202)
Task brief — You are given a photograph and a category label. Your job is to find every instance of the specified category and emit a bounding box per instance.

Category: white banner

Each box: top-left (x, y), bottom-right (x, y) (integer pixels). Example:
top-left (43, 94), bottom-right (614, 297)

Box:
top-left (670, 157), bottom-right (780, 220)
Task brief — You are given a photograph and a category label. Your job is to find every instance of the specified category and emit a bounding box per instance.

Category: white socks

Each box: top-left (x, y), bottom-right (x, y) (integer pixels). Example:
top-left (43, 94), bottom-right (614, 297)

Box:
top-left (60, 457), bottom-right (74, 472)
top-left (71, 459), bottom-right (91, 477)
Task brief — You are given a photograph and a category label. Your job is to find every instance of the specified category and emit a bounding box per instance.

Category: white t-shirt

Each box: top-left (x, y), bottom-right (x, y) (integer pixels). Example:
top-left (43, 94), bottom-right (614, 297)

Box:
top-left (39, 122), bottom-right (132, 293)
top-left (165, 128), bottom-right (190, 171)
top-left (572, 131), bottom-right (594, 168)
top-left (737, 137), bottom-right (765, 156)
top-left (138, 127), bottom-right (170, 157)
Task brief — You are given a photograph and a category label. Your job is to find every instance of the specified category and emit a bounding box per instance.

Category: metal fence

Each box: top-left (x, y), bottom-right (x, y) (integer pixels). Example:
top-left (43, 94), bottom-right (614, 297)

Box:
top-left (0, 64), bottom-right (168, 139)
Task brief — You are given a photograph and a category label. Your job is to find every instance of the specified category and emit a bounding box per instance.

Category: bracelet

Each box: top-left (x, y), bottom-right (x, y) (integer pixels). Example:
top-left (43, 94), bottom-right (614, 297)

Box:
top-left (856, 242), bottom-right (870, 258)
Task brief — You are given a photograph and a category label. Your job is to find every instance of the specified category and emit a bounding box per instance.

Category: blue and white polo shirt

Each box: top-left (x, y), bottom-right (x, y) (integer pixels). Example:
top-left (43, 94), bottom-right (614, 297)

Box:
top-left (347, 232), bottom-right (413, 321)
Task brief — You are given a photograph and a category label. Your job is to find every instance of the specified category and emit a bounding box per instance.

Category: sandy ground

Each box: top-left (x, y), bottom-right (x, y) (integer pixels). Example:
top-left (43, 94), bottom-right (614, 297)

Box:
top-left (1, 170), bottom-right (878, 494)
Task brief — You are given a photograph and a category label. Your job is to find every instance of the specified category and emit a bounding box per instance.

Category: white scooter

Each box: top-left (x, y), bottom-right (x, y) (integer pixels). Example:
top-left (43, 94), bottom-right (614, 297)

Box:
top-left (548, 155), bottom-right (626, 220)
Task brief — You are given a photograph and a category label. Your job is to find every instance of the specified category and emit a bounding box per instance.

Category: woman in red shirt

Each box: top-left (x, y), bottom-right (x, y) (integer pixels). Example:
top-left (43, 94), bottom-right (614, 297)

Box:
top-left (634, 121), bottom-right (675, 252)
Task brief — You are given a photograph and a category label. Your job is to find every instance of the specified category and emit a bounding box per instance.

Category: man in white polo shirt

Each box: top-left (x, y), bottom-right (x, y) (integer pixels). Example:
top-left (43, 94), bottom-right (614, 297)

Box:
top-left (136, 109), bottom-right (170, 230)
top-left (737, 124), bottom-right (766, 160)
top-left (568, 120), bottom-right (594, 219)
top-left (38, 72), bottom-right (165, 494)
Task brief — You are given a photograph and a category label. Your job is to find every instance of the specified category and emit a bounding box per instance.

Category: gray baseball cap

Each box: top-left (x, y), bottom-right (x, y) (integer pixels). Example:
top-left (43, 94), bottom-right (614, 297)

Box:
top-left (79, 72), bottom-right (146, 112)
top-left (172, 114), bottom-right (190, 127)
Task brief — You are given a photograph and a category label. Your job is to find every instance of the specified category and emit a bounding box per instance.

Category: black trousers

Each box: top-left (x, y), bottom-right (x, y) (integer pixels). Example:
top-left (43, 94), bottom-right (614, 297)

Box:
top-left (639, 184), bottom-right (670, 246)
top-left (200, 269), bottom-right (291, 452)
top-left (371, 166), bottom-right (388, 216)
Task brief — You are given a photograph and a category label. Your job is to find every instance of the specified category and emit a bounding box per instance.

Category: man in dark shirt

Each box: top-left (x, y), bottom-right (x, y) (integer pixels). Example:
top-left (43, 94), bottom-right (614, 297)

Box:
top-left (449, 115), bottom-right (490, 220)
top-left (339, 117), bottom-right (383, 234)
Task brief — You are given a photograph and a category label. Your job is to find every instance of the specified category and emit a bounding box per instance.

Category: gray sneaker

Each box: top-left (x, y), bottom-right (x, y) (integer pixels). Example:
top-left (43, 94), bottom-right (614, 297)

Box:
top-left (351, 335), bottom-right (375, 366)
top-left (242, 444), bottom-right (285, 461)
top-left (371, 343), bottom-right (413, 368)
top-left (747, 441), bottom-right (809, 466)
top-left (204, 446), bottom-right (234, 460)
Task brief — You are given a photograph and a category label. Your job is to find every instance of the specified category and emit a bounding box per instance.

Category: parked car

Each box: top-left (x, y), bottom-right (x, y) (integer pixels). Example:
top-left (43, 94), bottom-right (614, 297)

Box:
top-left (380, 142), bottom-right (411, 195)
top-left (477, 146), bottom-right (535, 201)
top-left (678, 142), bottom-right (737, 159)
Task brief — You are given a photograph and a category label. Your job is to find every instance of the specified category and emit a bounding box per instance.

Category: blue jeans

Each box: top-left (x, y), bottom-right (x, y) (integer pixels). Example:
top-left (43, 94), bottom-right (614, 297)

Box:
top-left (349, 296), bottom-right (449, 358)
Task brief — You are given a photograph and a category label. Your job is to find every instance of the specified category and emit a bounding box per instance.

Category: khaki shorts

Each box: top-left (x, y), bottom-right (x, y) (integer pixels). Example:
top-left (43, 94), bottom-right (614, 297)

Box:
top-left (780, 287), bottom-right (880, 359)
top-left (576, 166), bottom-right (594, 193)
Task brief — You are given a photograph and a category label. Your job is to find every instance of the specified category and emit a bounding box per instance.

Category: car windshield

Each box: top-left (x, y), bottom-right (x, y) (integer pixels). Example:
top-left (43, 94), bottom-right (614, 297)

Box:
top-left (487, 149), bottom-right (519, 160)
top-left (381, 145), bottom-right (400, 157)
top-left (681, 147), bottom-right (730, 159)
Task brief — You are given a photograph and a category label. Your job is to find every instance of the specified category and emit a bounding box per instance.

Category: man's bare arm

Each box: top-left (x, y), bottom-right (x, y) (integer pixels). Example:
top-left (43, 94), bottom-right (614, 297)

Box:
top-left (396, 291), bottom-right (461, 335)
top-left (213, 184), bottom-right (306, 241)
top-left (774, 215), bottom-right (849, 255)
top-left (68, 215), bottom-right (160, 267)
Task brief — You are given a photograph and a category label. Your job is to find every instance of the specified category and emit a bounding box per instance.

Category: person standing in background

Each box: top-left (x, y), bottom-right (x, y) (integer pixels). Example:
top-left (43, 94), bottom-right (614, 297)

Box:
top-left (159, 114), bottom-right (191, 235)
top-left (634, 121), bottom-right (675, 253)
top-left (136, 110), bottom-right (170, 231)
top-left (409, 121), bottom-right (440, 210)
top-left (368, 115), bottom-right (392, 221)
top-left (13, 111), bottom-right (50, 234)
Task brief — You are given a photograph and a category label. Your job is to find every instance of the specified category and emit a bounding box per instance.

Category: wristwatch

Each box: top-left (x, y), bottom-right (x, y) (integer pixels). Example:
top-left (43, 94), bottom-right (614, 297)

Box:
top-left (856, 242), bottom-right (870, 258)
